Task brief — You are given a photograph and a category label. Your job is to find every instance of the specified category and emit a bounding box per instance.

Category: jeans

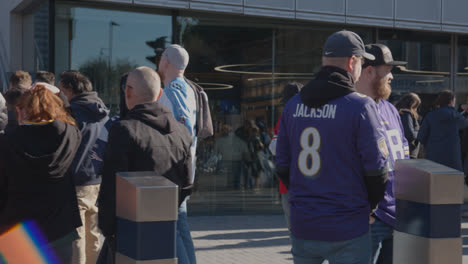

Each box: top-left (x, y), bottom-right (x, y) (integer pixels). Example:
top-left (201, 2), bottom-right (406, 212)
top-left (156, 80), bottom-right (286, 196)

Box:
top-left (177, 200), bottom-right (196, 264)
top-left (370, 218), bottom-right (393, 264)
top-left (291, 232), bottom-right (371, 264)
top-left (72, 184), bottom-right (103, 264)
top-left (280, 193), bottom-right (290, 230)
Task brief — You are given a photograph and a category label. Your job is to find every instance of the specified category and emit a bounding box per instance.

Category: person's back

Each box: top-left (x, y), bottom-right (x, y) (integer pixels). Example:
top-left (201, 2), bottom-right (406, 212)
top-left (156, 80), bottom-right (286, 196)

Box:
top-left (58, 71), bottom-right (109, 186)
top-left (158, 44), bottom-right (197, 264)
top-left (58, 70), bottom-right (109, 264)
top-left (419, 105), bottom-right (468, 170)
top-left (0, 85), bottom-right (81, 263)
top-left (98, 66), bottom-right (193, 241)
top-left (418, 90), bottom-right (468, 171)
top-left (275, 30), bottom-right (388, 264)
top-left (109, 102), bottom-right (192, 193)
top-left (278, 92), bottom-right (387, 240)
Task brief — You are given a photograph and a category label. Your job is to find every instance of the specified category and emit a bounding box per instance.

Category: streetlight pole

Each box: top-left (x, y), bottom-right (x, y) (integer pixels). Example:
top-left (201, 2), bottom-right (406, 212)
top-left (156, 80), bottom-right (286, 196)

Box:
top-left (108, 21), bottom-right (120, 69)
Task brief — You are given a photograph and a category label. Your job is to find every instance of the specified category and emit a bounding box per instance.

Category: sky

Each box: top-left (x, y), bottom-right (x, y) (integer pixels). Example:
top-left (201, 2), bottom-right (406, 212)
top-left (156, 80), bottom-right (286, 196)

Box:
top-left (68, 7), bottom-right (172, 70)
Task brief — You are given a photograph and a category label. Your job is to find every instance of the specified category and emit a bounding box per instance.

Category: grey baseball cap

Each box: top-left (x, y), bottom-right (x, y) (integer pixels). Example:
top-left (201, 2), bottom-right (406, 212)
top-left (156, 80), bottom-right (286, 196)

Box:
top-left (162, 44), bottom-right (189, 70)
top-left (323, 30), bottom-right (375, 60)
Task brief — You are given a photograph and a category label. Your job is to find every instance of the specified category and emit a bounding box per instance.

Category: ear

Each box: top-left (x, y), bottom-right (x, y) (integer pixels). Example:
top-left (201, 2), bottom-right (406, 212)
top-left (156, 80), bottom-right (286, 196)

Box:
top-left (346, 57), bottom-right (354, 72)
top-left (156, 88), bottom-right (163, 100)
top-left (125, 85), bottom-right (132, 101)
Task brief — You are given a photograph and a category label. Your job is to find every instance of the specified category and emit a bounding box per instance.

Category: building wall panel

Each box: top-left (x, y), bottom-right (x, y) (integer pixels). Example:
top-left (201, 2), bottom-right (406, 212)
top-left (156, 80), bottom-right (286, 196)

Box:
top-left (347, 0), bottom-right (393, 20)
top-left (442, 0), bottom-right (468, 26)
top-left (133, 0), bottom-right (189, 9)
top-left (192, 0), bottom-right (243, 5)
top-left (295, 0), bottom-right (345, 15)
top-left (190, 2), bottom-right (243, 14)
top-left (395, 0), bottom-right (441, 24)
top-left (244, 0), bottom-right (294, 11)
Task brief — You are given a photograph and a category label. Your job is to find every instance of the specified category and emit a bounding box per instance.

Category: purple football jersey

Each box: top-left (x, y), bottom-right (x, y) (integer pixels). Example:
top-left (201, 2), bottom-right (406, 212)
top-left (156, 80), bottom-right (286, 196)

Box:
top-left (276, 92), bottom-right (388, 241)
top-left (374, 100), bottom-right (409, 227)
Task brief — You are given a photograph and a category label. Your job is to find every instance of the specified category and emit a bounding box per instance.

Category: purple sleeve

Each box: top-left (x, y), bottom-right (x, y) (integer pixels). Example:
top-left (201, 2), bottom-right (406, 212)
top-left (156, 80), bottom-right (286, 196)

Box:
top-left (357, 102), bottom-right (389, 176)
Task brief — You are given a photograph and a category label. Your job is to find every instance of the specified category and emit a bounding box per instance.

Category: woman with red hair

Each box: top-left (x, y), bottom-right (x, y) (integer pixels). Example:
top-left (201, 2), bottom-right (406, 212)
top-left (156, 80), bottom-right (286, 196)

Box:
top-left (0, 84), bottom-right (82, 263)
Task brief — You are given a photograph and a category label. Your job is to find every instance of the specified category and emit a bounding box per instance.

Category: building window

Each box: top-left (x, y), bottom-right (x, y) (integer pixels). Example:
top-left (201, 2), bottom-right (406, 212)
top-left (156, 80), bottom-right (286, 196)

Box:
top-left (378, 29), bottom-right (451, 115)
top-left (54, 4), bottom-right (172, 114)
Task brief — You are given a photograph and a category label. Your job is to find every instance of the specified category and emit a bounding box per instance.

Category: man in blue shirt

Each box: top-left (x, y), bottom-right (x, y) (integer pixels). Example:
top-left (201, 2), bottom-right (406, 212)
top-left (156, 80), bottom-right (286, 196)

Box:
top-left (275, 30), bottom-right (389, 264)
top-left (158, 44), bottom-right (197, 264)
top-left (356, 44), bottom-right (409, 264)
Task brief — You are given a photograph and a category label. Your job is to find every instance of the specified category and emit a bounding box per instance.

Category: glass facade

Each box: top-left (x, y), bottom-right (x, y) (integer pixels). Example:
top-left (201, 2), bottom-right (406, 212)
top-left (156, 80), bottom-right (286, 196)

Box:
top-left (50, 1), bottom-right (462, 215)
top-left (378, 29), bottom-right (452, 115)
top-left (456, 36), bottom-right (468, 109)
top-left (54, 4), bottom-right (171, 114)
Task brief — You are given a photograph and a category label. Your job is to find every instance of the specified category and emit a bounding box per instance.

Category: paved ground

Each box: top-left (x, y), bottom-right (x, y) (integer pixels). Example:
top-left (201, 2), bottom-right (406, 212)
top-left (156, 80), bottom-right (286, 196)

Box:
top-left (190, 214), bottom-right (468, 264)
top-left (191, 215), bottom-right (291, 264)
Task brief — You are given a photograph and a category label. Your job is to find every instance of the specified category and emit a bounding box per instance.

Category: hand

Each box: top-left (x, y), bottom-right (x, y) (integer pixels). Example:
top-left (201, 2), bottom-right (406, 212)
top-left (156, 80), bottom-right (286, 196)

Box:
top-left (369, 215), bottom-right (375, 224)
top-left (462, 104), bottom-right (468, 112)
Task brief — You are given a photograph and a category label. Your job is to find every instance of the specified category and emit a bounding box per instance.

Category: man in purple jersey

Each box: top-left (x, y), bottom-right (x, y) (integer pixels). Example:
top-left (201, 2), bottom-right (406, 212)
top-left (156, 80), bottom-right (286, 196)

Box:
top-left (355, 44), bottom-right (410, 264)
top-left (275, 30), bottom-right (389, 264)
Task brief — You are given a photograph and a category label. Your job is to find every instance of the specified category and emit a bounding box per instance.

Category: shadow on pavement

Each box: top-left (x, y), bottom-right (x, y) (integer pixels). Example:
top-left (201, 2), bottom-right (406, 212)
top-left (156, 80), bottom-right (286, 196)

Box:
top-left (195, 230), bottom-right (289, 240)
top-left (189, 215), bottom-right (288, 232)
top-left (195, 237), bottom-right (290, 251)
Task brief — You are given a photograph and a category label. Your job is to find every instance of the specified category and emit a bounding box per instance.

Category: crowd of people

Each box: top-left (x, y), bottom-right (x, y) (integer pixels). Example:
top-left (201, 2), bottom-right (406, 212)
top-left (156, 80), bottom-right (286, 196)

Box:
top-left (0, 29), bottom-right (467, 264)
top-left (0, 45), bottom-right (198, 264)
top-left (274, 30), bottom-right (468, 264)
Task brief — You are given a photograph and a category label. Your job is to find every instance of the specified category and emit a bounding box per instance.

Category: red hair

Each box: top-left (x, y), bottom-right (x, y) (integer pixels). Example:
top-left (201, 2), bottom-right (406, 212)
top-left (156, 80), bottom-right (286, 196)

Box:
top-left (16, 85), bottom-right (76, 125)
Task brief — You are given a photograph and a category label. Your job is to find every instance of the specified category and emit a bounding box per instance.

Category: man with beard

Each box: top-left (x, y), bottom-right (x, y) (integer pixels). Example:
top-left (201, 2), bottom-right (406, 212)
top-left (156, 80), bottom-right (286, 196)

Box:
top-left (355, 44), bottom-right (410, 264)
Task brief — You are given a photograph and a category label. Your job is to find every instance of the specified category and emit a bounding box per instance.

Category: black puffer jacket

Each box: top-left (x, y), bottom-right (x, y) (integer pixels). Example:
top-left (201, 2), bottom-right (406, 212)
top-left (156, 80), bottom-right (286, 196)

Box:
top-left (98, 101), bottom-right (193, 237)
top-left (0, 120), bottom-right (82, 242)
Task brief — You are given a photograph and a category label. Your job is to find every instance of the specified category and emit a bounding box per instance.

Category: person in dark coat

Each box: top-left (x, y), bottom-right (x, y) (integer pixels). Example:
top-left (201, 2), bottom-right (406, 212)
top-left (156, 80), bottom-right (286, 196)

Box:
top-left (98, 66), bottom-right (193, 239)
top-left (418, 90), bottom-right (468, 170)
top-left (58, 70), bottom-right (109, 264)
top-left (395, 93), bottom-right (421, 158)
top-left (0, 85), bottom-right (82, 263)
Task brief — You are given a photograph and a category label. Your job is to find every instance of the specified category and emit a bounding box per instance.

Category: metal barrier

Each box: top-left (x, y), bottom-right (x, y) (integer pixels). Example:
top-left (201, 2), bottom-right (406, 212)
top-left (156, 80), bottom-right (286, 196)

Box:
top-left (394, 159), bottom-right (464, 264)
top-left (115, 171), bottom-right (178, 264)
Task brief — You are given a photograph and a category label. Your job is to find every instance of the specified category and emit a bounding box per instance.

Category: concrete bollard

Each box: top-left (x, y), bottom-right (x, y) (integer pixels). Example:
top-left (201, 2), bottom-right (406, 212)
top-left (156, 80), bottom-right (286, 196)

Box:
top-left (115, 171), bottom-right (178, 264)
top-left (394, 159), bottom-right (464, 264)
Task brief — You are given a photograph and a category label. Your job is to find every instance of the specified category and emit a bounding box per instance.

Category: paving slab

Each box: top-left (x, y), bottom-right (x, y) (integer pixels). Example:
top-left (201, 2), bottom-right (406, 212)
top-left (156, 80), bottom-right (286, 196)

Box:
top-left (190, 214), bottom-right (468, 264)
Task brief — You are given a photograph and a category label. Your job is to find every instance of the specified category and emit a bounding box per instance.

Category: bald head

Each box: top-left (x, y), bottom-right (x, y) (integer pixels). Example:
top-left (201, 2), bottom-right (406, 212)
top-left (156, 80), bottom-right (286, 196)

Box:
top-left (126, 66), bottom-right (161, 109)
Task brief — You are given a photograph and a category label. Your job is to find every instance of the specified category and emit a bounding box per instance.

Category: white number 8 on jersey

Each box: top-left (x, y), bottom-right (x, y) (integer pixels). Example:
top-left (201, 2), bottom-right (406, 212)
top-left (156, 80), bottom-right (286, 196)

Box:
top-left (298, 127), bottom-right (321, 177)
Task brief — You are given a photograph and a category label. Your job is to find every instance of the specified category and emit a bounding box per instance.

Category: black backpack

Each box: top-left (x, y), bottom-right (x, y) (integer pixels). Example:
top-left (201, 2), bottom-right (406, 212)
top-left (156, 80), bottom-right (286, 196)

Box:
top-left (184, 78), bottom-right (214, 139)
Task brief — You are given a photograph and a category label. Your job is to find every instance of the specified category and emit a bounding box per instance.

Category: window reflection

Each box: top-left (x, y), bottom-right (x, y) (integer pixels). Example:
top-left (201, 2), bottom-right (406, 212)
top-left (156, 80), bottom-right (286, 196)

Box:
top-left (456, 36), bottom-right (468, 112)
top-left (55, 5), bottom-right (171, 115)
top-left (378, 29), bottom-right (451, 115)
top-left (177, 13), bottom-right (373, 214)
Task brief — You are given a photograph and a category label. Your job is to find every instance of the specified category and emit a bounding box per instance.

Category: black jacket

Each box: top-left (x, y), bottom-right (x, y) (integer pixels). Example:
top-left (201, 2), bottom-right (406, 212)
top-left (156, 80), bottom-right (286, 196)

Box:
top-left (276, 66), bottom-right (388, 210)
top-left (98, 101), bottom-right (193, 237)
top-left (0, 120), bottom-right (82, 242)
top-left (399, 110), bottom-right (420, 158)
top-left (69, 92), bottom-right (109, 186)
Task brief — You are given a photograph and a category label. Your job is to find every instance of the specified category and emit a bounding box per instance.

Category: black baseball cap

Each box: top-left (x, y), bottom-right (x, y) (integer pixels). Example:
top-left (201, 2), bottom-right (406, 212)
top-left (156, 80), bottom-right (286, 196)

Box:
top-left (363, 44), bottom-right (407, 68)
top-left (323, 30), bottom-right (375, 60)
